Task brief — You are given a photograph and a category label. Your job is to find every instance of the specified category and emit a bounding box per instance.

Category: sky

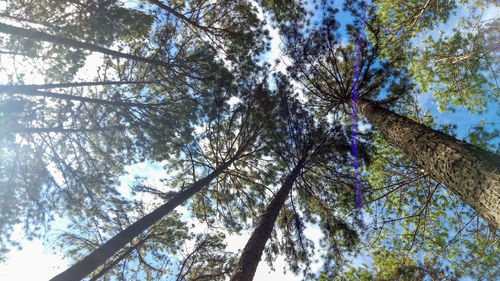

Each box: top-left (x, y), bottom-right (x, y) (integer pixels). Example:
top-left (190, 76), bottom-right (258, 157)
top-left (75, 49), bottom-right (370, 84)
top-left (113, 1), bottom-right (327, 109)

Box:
top-left (1, 0), bottom-right (499, 280)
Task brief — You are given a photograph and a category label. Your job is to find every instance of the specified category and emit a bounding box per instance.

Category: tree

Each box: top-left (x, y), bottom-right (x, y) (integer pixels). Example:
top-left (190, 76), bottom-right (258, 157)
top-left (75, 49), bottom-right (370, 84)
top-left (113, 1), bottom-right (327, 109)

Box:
top-left (2, 0), bottom-right (499, 280)
top-left (175, 233), bottom-right (238, 281)
top-left (0, 22), bottom-right (174, 68)
top-left (317, 103), bottom-right (499, 281)
top-left (0, 0), bottom-right (269, 261)
top-left (0, 0), bottom-right (154, 81)
top-left (283, 5), bottom-right (500, 230)
top-left (55, 202), bottom-right (189, 281)
top-left (50, 160), bottom-right (235, 281)
top-left (50, 96), bottom-right (266, 280)
top-left (356, 98), bottom-right (500, 228)
top-left (0, 76), bottom-right (199, 250)
top-left (1, 0), bottom-right (153, 45)
top-left (230, 78), bottom-right (362, 280)
top-left (147, 0), bottom-right (269, 78)
top-left (230, 158), bottom-right (308, 281)
top-left (407, 16), bottom-right (499, 113)
top-left (367, 0), bottom-right (500, 113)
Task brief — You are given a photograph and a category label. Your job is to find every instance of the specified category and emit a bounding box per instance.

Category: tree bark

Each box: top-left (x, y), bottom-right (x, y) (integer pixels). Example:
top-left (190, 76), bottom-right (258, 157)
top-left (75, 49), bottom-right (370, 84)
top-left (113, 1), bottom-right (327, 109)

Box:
top-left (88, 237), bottom-right (148, 281)
top-left (8, 126), bottom-right (125, 134)
top-left (1, 87), bottom-right (166, 108)
top-left (50, 158), bottom-right (237, 281)
top-left (0, 81), bottom-right (154, 90)
top-left (230, 158), bottom-right (306, 281)
top-left (148, 0), bottom-right (231, 37)
top-left (356, 98), bottom-right (500, 229)
top-left (0, 22), bottom-right (172, 68)
top-left (148, 0), bottom-right (207, 30)
top-left (0, 12), bottom-right (59, 30)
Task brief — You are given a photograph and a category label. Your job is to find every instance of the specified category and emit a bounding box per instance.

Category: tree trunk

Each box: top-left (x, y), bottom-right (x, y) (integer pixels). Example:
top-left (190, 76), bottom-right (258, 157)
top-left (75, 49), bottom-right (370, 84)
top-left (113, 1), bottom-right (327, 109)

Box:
top-left (8, 126), bottom-right (126, 134)
top-left (230, 158), bottom-right (306, 281)
top-left (0, 23), bottom-right (172, 68)
top-left (0, 81), bottom-right (154, 90)
top-left (356, 98), bottom-right (500, 229)
top-left (148, 0), bottom-right (207, 31)
top-left (0, 13), bottom-right (59, 30)
top-left (50, 158), bottom-right (237, 281)
top-left (1, 87), bottom-right (166, 108)
top-left (88, 237), bottom-right (148, 281)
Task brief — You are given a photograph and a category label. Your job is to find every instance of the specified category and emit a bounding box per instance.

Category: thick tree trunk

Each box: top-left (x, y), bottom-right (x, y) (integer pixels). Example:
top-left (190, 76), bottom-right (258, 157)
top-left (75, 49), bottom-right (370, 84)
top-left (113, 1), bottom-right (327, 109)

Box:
top-left (356, 98), bottom-right (500, 229)
top-left (50, 158), bottom-right (237, 281)
top-left (0, 23), bottom-right (172, 68)
top-left (230, 159), bottom-right (306, 281)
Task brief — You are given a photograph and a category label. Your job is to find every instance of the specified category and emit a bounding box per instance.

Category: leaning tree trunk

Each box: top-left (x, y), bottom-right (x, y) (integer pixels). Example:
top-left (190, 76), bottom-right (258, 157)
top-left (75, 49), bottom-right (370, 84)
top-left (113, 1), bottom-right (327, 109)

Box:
top-left (148, 0), bottom-right (208, 31)
top-left (7, 126), bottom-right (126, 134)
top-left (0, 81), bottom-right (154, 91)
top-left (88, 236), bottom-right (149, 281)
top-left (0, 23), bottom-right (172, 68)
top-left (356, 98), bottom-right (500, 229)
top-left (230, 158), bottom-right (306, 281)
top-left (50, 157), bottom-right (238, 281)
top-left (1, 87), bottom-right (166, 108)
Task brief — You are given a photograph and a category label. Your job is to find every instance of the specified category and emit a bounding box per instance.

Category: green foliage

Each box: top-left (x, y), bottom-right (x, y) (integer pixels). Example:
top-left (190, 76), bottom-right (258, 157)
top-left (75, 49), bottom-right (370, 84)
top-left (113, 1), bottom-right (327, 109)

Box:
top-left (176, 233), bottom-right (237, 280)
top-left (0, 0), bottom-right (154, 81)
top-left (369, 0), bottom-right (500, 114)
top-left (260, 0), bottom-right (307, 25)
top-left (466, 121), bottom-right (500, 153)
top-left (55, 201), bottom-right (190, 281)
top-left (150, 0), bottom-right (270, 76)
top-left (409, 17), bottom-right (500, 113)
top-left (0, 0), bottom-right (268, 267)
top-left (284, 2), bottom-right (500, 279)
top-left (1, 0), bottom-right (499, 280)
top-left (372, 0), bottom-right (457, 39)
top-left (2, 0), bottom-right (154, 44)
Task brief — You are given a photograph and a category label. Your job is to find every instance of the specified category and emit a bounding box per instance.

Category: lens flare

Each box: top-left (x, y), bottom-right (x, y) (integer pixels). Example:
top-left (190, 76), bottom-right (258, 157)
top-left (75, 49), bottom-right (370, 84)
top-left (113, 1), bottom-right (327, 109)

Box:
top-left (351, 4), bottom-right (366, 228)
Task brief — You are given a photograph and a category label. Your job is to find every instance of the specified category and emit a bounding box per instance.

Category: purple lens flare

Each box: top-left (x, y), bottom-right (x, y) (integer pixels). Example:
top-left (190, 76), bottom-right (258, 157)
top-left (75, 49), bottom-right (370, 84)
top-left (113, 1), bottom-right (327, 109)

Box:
top-left (351, 4), bottom-right (366, 228)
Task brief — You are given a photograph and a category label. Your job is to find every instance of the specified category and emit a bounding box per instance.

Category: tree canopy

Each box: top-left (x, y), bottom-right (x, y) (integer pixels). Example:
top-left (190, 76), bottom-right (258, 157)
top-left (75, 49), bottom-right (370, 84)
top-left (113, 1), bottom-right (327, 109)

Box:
top-left (0, 0), bottom-right (499, 280)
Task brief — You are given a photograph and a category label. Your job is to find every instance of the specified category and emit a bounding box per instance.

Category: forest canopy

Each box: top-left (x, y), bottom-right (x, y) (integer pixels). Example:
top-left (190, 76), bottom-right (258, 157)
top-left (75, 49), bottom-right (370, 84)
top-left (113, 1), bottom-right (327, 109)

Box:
top-left (0, 0), bottom-right (499, 280)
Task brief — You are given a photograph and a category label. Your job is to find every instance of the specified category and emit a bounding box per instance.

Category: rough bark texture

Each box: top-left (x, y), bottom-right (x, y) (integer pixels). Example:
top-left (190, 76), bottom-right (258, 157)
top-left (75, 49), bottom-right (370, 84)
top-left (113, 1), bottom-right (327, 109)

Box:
top-left (0, 23), bottom-right (172, 68)
top-left (50, 159), bottom-right (235, 281)
top-left (230, 159), bottom-right (306, 281)
top-left (357, 98), bottom-right (500, 229)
